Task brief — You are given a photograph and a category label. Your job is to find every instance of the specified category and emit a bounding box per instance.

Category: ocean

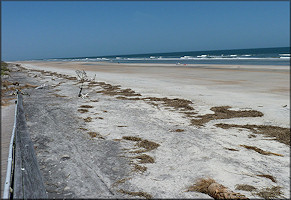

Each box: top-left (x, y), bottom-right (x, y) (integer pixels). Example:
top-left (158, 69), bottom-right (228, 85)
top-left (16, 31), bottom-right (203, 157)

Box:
top-left (43, 47), bottom-right (290, 66)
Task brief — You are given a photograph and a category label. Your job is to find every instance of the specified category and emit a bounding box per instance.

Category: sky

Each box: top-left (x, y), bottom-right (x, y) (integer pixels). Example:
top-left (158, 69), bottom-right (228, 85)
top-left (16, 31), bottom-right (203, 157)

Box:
top-left (1, 1), bottom-right (290, 61)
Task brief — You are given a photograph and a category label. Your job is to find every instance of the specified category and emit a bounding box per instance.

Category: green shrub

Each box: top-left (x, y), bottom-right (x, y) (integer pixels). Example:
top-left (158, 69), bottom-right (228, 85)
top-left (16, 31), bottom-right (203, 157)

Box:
top-left (1, 62), bottom-right (10, 76)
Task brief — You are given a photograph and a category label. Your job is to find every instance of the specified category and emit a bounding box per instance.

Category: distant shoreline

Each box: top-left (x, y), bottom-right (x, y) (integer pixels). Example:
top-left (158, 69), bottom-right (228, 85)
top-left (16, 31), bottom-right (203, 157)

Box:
top-left (45, 46), bottom-right (291, 60)
top-left (8, 47), bottom-right (290, 66)
top-left (15, 60), bottom-right (290, 72)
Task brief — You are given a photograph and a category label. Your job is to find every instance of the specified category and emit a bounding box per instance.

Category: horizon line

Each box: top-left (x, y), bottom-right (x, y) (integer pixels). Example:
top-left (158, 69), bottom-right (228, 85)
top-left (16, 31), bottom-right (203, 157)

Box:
top-left (45, 46), bottom-right (290, 60)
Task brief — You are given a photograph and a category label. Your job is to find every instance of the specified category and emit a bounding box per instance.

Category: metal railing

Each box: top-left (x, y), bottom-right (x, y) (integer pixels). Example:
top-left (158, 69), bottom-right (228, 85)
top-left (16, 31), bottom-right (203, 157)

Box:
top-left (3, 90), bottom-right (47, 199)
top-left (3, 92), bottom-right (18, 199)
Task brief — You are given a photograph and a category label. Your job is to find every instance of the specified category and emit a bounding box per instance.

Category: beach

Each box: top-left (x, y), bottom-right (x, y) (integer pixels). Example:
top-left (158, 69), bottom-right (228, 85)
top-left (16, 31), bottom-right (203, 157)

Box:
top-left (3, 61), bottom-right (290, 198)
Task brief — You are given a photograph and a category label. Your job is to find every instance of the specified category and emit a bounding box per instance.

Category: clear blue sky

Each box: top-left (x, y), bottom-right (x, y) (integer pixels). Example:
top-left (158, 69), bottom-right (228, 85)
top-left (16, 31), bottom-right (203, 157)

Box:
top-left (2, 1), bottom-right (290, 61)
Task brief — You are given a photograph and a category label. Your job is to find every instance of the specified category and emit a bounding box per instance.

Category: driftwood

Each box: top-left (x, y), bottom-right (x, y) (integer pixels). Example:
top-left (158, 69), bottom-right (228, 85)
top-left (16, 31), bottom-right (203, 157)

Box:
top-left (35, 83), bottom-right (46, 89)
top-left (75, 70), bottom-right (88, 84)
top-left (78, 87), bottom-right (83, 97)
top-left (75, 70), bottom-right (93, 98)
top-left (188, 178), bottom-right (248, 199)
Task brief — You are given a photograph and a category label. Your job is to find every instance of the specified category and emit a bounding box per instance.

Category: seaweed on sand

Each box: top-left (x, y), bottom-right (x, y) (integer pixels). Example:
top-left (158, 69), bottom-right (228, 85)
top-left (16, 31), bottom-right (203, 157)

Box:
top-left (137, 139), bottom-right (160, 151)
top-left (84, 117), bottom-right (92, 122)
top-left (256, 174), bottom-right (277, 183)
top-left (118, 189), bottom-right (152, 199)
top-left (240, 145), bottom-right (283, 157)
top-left (255, 186), bottom-right (283, 199)
top-left (78, 108), bottom-right (89, 113)
top-left (134, 154), bottom-right (155, 163)
top-left (122, 136), bottom-right (142, 141)
top-left (191, 106), bottom-right (263, 126)
top-left (80, 105), bottom-right (94, 108)
top-left (87, 132), bottom-right (104, 139)
top-left (133, 164), bottom-right (147, 173)
top-left (216, 123), bottom-right (290, 145)
top-left (235, 184), bottom-right (256, 192)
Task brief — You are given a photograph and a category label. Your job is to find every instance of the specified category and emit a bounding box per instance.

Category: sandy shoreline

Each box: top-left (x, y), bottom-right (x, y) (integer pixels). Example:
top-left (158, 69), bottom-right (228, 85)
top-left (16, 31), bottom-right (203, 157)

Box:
top-left (3, 61), bottom-right (290, 198)
top-left (18, 61), bottom-right (290, 126)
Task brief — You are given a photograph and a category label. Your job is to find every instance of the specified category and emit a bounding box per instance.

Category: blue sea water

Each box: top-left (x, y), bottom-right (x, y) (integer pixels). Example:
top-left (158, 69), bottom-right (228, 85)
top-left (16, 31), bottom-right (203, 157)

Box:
top-left (44, 47), bottom-right (290, 66)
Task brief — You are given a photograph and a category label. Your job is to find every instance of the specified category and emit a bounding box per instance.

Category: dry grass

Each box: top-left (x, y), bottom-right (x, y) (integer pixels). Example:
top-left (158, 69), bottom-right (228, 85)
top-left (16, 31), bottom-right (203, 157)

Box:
top-left (240, 145), bottom-right (283, 157)
top-left (187, 178), bottom-right (248, 199)
top-left (1, 80), bottom-right (38, 106)
top-left (256, 174), bottom-right (276, 183)
top-left (216, 123), bottom-right (290, 145)
top-left (78, 108), bottom-right (89, 113)
top-left (134, 154), bottom-right (155, 163)
top-left (30, 69), bottom-right (77, 81)
top-left (254, 186), bottom-right (282, 199)
top-left (235, 184), bottom-right (256, 191)
top-left (2, 80), bottom-right (37, 92)
top-left (191, 106), bottom-right (263, 126)
top-left (1, 62), bottom-right (10, 76)
top-left (80, 105), bottom-right (94, 108)
top-left (1, 80), bottom-right (13, 90)
top-left (118, 189), bottom-right (152, 199)
top-left (1, 97), bottom-right (15, 106)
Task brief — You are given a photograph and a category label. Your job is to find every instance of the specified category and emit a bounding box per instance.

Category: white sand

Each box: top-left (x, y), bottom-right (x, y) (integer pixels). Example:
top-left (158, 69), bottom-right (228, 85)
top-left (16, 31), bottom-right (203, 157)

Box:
top-left (16, 61), bottom-right (290, 198)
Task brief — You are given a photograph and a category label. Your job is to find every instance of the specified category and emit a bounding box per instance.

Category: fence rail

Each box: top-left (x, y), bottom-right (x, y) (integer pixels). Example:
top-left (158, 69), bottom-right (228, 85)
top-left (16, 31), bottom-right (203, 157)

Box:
top-left (3, 91), bottom-right (47, 199)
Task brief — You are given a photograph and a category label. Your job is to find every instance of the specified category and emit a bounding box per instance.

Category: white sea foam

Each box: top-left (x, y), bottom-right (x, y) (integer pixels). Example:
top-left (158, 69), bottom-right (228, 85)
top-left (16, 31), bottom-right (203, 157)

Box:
top-left (180, 56), bottom-right (196, 59)
top-left (197, 55), bottom-right (208, 58)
